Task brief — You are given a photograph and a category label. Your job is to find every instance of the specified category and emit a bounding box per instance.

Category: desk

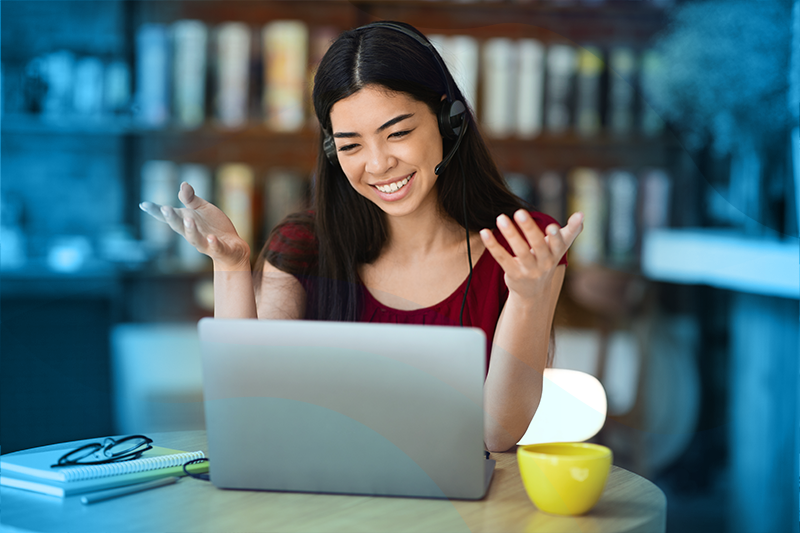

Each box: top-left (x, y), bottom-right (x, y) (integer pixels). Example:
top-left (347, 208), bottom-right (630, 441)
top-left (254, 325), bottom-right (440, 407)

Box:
top-left (1, 430), bottom-right (666, 533)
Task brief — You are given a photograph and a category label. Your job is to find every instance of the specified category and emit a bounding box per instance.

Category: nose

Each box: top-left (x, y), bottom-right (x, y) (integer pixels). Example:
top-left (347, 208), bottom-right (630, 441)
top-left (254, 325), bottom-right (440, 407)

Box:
top-left (364, 143), bottom-right (397, 176)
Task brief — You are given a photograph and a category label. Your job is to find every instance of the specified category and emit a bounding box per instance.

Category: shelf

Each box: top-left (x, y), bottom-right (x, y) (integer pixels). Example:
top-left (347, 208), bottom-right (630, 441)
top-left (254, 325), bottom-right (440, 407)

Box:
top-left (641, 229), bottom-right (800, 299)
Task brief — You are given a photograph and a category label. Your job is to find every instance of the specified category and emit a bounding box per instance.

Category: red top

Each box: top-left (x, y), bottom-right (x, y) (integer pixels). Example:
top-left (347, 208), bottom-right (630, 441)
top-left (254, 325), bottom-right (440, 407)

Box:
top-left (267, 211), bottom-right (567, 365)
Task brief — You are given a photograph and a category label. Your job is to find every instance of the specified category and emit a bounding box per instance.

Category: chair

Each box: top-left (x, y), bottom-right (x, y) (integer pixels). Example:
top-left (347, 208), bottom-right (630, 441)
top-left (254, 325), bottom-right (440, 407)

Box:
top-left (517, 368), bottom-right (608, 445)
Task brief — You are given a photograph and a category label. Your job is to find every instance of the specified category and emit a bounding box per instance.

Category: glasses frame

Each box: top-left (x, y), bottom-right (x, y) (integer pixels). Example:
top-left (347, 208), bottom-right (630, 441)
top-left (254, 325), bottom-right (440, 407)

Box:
top-left (50, 435), bottom-right (154, 468)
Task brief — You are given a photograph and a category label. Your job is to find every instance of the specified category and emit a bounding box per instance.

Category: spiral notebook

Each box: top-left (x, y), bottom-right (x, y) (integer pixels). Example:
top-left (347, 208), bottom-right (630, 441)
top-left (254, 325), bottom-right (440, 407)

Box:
top-left (0, 437), bottom-right (206, 497)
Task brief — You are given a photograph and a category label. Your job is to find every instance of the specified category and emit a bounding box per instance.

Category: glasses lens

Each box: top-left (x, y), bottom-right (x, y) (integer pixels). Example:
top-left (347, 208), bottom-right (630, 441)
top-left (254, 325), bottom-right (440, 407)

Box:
top-left (105, 436), bottom-right (150, 458)
top-left (62, 443), bottom-right (102, 464)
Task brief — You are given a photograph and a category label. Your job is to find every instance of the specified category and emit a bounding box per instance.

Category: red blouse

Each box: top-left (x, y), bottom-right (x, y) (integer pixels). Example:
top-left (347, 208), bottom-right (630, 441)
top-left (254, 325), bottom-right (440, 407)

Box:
top-left (267, 211), bottom-right (567, 365)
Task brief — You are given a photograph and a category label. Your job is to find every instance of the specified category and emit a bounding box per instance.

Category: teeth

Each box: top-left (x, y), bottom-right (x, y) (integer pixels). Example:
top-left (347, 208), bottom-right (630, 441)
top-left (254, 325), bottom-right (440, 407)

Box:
top-left (376, 175), bottom-right (411, 194)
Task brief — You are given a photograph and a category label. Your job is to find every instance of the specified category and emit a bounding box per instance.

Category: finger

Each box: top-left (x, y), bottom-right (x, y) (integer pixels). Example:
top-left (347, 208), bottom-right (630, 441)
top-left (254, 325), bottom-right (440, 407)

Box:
top-left (182, 216), bottom-right (204, 249)
top-left (178, 181), bottom-right (208, 210)
top-left (160, 205), bottom-right (186, 237)
top-left (559, 212), bottom-right (585, 249)
top-left (479, 228), bottom-right (518, 273)
top-left (139, 201), bottom-right (167, 223)
top-left (513, 210), bottom-right (550, 260)
top-left (496, 214), bottom-right (537, 263)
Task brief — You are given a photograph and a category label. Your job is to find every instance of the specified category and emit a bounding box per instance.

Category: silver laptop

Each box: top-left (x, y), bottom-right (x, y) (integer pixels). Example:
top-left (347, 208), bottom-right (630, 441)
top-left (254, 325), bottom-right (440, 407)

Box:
top-left (198, 318), bottom-right (495, 500)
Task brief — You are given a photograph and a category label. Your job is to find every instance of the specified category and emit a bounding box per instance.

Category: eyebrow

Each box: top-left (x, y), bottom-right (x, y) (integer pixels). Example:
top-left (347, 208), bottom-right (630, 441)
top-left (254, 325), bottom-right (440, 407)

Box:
top-left (332, 113), bottom-right (415, 139)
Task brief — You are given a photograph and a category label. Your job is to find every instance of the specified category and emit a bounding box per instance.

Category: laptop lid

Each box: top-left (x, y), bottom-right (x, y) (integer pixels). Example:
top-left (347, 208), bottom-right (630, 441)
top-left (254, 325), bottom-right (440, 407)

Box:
top-left (198, 318), bottom-right (494, 500)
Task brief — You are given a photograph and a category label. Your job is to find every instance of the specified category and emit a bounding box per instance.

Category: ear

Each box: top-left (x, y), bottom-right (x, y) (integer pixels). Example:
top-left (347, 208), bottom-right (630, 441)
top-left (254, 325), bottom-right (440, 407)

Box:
top-left (441, 94), bottom-right (447, 102)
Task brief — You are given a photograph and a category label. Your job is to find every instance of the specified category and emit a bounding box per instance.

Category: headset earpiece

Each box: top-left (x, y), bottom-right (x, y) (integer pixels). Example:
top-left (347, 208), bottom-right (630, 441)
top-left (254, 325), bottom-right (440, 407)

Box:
top-left (323, 132), bottom-right (338, 166)
top-left (438, 99), bottom-right (466, 141)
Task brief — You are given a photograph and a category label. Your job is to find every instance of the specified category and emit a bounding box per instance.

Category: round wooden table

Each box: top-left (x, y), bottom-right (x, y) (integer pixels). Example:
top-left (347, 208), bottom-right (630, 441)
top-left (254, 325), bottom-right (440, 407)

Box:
top-left (0, 430), bottom-right (666, 533)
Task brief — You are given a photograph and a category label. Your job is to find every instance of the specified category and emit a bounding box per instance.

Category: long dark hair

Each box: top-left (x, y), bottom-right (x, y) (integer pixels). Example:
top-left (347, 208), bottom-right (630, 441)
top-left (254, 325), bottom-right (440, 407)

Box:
top-left (255, 21), bottom-right (527, 321)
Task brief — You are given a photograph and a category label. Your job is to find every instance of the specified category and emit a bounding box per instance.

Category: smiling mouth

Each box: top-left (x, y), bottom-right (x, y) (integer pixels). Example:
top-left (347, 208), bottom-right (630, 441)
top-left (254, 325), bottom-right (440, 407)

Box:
top-left (374, 173), bottom-right (414, 194)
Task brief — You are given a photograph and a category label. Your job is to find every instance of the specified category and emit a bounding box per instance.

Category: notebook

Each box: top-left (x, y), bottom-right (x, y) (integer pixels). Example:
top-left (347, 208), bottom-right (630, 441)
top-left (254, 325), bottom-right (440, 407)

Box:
top-left (0, 438), bottom-right (206, 497)
top-left (198, 318), bottom-right (495, 500)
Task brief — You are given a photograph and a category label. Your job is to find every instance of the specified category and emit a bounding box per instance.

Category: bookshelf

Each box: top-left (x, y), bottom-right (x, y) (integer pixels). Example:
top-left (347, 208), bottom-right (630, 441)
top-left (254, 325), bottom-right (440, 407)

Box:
top-left (2, 0), bottom-right (678, 299)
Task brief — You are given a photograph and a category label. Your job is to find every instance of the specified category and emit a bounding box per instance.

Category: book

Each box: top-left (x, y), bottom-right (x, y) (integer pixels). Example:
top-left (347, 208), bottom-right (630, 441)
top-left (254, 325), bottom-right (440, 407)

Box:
top-left (216, 163), bottom-right (255, 249)
top-left (639, 49), bottom-right (665, 137)
top-left (639, 168), bottom-right (672, 230)
top-left (575, 45), bottom-right (603, 138)
top-left (177, 163), bottom-right (213, 271)
top-left (605, 169), bottom-right (639, 267)
top-left (536, 171), bottom-right (566, 225)
top-left (545, 44), bottom-right (577, 135)
top-left (136, 24), bottom-right (170, 127)
top-left (172, 20), bottom-right (209, 129)
top-left (516, 38), bottom-right (545, 139)
top-left (140, 160), bottom-right (179, 252)
top-left (104, 59), bottom-right (131, 115)
top-left (215, 22), bottom-right (251, 129)
top-left (0, 439), bottom-right (206, 498)
top-left (607, 46), bottom-right (636, 137)
top-left (568, 167), bottom-right (606, 265)
top-left (429, 34), bottom-right (480, 117)
top-left (73, 56), bottom-right (104, 117)
top-left (482, 37), bottom-right (516, 138)
top-left (262, 20), bottom-right (308, 132)
top-left (264, 169), bottom-right (307, 233)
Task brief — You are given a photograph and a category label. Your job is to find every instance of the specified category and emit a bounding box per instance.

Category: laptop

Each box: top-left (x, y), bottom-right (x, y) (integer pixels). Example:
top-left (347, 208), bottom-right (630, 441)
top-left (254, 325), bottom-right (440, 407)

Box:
top-left (198, 318), bottom-right (495, 500)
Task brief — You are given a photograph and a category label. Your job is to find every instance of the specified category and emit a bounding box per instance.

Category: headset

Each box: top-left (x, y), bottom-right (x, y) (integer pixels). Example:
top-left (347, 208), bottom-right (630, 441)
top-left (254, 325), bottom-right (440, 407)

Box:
top-left (322, 21), bottom-right (474, 327)
top-left (322, 21), bottom-right (469, 176)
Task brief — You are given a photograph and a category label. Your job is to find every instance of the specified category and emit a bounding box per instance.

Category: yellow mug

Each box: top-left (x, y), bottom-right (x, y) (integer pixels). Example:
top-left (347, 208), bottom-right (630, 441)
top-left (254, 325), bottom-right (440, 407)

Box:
top-left (517, 442), bottom-right (613, 516)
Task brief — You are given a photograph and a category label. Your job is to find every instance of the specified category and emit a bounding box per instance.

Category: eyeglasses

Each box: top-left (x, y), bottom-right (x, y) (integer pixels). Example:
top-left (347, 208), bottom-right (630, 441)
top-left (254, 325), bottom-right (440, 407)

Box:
top-left (51, 435), bottom-right (153, 468)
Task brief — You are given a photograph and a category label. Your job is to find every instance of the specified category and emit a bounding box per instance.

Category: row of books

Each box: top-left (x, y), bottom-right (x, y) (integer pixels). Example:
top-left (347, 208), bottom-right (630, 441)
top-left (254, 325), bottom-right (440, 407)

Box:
top-left (5, 19), bottom-right (667, 141)
top-left (506, 167), bottom-right (672, 268)
top-left (432, 35), bottom-right (666, 139)
top-left (140, 157), bottom-right (670, 272)
top-left (140, 160), bottom-right (310, 271)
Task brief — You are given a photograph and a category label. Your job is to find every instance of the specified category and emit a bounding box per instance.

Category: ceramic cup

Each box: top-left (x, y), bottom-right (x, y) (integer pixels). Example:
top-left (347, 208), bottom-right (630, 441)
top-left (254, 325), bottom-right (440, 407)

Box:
top-left (517, 442), bottom-right (613, 516)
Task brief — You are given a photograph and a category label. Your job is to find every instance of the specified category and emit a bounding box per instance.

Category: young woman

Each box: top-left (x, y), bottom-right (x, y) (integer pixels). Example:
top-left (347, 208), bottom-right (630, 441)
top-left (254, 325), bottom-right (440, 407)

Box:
top-left (141, 21), bottom-right (583, 452)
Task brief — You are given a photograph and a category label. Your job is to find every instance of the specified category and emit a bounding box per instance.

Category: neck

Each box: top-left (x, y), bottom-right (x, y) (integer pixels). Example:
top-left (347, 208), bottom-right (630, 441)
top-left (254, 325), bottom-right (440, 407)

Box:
top-left (382, 204), bottom-right (464, 259)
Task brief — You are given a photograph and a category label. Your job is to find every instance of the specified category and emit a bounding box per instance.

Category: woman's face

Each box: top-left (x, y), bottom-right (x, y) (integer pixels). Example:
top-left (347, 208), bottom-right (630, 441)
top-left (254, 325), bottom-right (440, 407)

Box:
top-left (328, 85), bottom-right (444, 219)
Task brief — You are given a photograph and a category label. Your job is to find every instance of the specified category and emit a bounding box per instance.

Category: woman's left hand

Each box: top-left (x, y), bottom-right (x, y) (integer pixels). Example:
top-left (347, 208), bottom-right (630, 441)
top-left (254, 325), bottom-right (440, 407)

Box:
top-left (480, 210), bottom-right (584, 300)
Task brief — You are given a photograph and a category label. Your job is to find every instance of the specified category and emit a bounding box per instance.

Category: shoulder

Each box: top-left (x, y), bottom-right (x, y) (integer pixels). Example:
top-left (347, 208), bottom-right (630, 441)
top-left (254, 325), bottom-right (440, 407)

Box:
top-left (264, 210), bottom-right (318, 273)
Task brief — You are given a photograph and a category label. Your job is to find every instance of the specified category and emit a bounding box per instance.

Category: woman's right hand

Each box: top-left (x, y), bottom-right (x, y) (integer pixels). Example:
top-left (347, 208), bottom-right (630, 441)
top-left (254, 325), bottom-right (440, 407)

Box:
top-left (139, 181), bottom-right (251, 270)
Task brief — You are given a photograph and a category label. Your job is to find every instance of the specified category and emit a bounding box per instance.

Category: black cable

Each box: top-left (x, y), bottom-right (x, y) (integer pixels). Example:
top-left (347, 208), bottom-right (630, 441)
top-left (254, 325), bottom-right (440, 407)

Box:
top-left (182, 457), bottom-right (211, 481)
top-left (459, 147), bottom-right (473, 328)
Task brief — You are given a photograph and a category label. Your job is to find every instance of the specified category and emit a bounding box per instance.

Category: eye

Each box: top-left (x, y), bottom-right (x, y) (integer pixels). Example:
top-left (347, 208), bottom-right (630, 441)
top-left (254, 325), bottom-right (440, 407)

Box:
top-left (389, 130), bottom-right (412, 139)
top-left (338, 143), bottom-right (358, 152)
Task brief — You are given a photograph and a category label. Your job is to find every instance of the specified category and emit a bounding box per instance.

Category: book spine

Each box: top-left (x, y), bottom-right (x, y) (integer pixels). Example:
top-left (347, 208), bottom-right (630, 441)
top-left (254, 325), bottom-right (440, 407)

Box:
top-left (516, 38), bottom-right (545, 139)
top-left (568, 167), bottom-right (605, 265)
top-left (262, 20), bottom-right (308, 132)
top-left (606, 169), bottom-right (639, 267)
top-left (545, 44), bottom-right (577, 135)
top-left (608, 46), bottom-right (636, 137)
top-left (216, 163), bottom-right (255, 249)
top-left (639, 49), bottom-right (665, 137)
top-left (173, 20), bottom-right (209, 129)
top-left (536, 171), bottom-right (566, 226)
top-left (136, 24), bottom-right (170, 127)
top-left (140, 160), bottom-right (178, 252)
top-left (104, 59), bottom-right (132, 115)
top-left (575, 45), bottom-right (603, 138)
top-left (264, 170), bottom-right (307, 233)
top-left (433, 35), bottom-right (479, 117)
top-left (215, 23), bottom-right (251, 128)
top-left (482, 37), bottom-right (516, 138)
top-left (73, 57), bottom-right (104, 117)
top-left (307, 26), bottom-right (339, 128)
top-left (177, 164), bottom-right (213, 271)
top-left (639, 168), bottom-right (672, 230)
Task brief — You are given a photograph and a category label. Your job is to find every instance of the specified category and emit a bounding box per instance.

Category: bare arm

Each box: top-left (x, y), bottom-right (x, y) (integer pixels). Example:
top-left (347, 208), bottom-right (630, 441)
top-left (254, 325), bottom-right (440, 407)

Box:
top-left (255, 261), bottom-right (307, 320)
top-left (480, 210), bottom-right (583, 452)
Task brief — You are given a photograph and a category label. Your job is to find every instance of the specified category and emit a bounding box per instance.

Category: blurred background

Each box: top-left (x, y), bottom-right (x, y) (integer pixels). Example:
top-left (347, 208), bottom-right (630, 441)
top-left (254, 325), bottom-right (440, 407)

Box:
top-left (1, 1), bottom-right (798, 532)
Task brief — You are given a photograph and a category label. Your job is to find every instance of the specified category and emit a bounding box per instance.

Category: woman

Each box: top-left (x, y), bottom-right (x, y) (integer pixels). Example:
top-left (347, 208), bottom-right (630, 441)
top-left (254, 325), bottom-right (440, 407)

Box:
top-left (142, 21), bottom-right (583, 451)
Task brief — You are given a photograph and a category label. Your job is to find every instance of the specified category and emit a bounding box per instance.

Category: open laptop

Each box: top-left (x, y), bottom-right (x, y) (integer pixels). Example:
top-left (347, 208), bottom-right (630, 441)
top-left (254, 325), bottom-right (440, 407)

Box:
top-left (198, 318), bottom-right (495, 500)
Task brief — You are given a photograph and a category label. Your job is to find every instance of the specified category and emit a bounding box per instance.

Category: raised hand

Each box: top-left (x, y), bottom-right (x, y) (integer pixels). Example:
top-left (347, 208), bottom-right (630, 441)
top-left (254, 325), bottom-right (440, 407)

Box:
top-left (479, 210), bottom-right (584, 300)
top-left (139, 182), bottom-right (251, 270)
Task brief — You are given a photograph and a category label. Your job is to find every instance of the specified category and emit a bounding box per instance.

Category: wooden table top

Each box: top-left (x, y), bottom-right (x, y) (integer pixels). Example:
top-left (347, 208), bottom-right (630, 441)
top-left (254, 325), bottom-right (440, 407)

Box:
top-left (0, 430), bottom-right (666, 533)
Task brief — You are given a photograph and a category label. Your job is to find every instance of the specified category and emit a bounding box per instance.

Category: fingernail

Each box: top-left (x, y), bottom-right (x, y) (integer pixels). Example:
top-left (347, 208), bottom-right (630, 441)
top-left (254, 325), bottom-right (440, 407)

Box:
top-left (548, 225), bottom-right (558, 235)
top-left (514, 210), bottom-right (529, 222)
top-left (497, 215), bottom-right (509, 228)
top-left (480, 229), bottom-right (491, 240)
top-left (139, 202), bottom-right (146, 211)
